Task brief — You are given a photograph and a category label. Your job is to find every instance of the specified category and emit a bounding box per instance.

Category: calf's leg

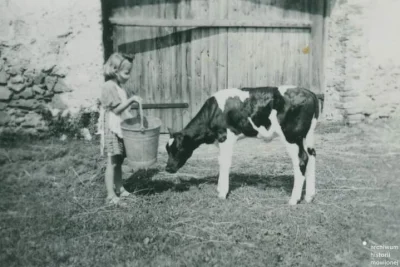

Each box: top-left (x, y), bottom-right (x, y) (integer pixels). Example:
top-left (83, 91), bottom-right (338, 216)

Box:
top-left (286, 141), bottom-right (308, 205)
top-left (304, 149), bottom-right (316, 203)
top-left (217, 129), bottom-right (237, 199)
top-left (304, 118), bottom-right (317, 203)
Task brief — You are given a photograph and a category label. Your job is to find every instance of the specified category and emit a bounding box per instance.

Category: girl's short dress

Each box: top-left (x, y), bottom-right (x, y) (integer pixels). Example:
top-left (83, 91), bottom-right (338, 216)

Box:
top-left (104, 111), bottom-right (126, 157)
top-left (99, 80), bottom-right (132, 157)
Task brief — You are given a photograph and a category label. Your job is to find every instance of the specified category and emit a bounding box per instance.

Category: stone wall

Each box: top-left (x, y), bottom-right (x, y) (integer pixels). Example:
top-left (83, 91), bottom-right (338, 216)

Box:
top-left (324, 0), bottom-right (400, 123)
top-left (0, 0), bottom-right (103, 134)
top-left (0, 62), bottom-right (70, 132)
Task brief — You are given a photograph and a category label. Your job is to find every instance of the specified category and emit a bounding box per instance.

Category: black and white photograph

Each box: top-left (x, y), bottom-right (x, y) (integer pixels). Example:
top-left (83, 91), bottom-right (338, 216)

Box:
top-left (0, 0), bottom-right (399, 266)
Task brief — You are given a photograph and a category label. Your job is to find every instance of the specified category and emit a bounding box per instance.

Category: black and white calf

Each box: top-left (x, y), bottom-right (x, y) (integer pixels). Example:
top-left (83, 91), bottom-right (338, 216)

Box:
top-left (165, 86), bottom-right (319, 205)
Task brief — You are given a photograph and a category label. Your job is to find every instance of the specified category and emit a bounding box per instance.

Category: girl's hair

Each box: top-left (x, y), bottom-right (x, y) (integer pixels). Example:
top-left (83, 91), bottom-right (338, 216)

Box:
top-left (103, 52), bottom-right (134, 80)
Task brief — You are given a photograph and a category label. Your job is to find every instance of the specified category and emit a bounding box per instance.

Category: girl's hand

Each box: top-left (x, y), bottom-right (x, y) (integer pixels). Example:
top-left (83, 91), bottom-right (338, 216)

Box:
top-left (129, 95), bottom-right (142, 104)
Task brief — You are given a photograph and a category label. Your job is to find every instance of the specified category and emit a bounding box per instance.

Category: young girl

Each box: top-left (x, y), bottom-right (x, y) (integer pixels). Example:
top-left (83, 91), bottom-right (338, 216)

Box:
top-left (98, 52), bottom-right (142, 204)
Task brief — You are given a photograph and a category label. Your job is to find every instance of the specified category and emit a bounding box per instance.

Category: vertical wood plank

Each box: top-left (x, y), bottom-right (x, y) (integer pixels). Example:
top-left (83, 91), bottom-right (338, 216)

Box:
top-left (189, 0), bottom-right (207, 119)
top-left (181, 2), bottom-right (192, 128)
top-left (201, 27), bottom-right (208, 104)
top-left (157, 0), bottom-right (165, 130)
top-left (170, 27), bottom-right (179, 130)
top-left (219, 0), bottom-right (228, 91)
top-left (150, 27), bottom-right (159, 124)
top-left (163, 0), bottom-right (173, 132)
top-left (174, 26), bottom-right (183, 131)
top-left (310, 0), bottom-right (324, 94)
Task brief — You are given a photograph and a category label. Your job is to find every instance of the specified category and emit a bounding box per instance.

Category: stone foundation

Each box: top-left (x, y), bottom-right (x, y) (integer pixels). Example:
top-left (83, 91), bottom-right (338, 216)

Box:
top-left (0, 60), bottom-right (74, 133)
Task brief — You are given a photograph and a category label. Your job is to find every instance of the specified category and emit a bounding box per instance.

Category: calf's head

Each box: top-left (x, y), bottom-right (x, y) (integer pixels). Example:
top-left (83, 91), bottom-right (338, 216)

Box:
top-left (165, 128), bottom-right (195, 173)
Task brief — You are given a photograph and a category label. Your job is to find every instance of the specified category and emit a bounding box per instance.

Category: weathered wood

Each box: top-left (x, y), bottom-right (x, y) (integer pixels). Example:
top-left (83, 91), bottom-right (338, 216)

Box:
top-left (218, 0), bottom-right (228, 91)
top-left (109, 18), bottom-right (312, 29)
top-left (111, 0), bottom-right (325, 132)
top-left (189, 3), bottom-right (206, 121)
top-left (309, 0), bottom-right (326, 94)
top-left (181, 31), bottom-right (191, 129)
top-left (225, 0), bottom-right (316, 90)
top-left (179, 1), bottom-right (191, 129)
top-left (227, 27), bottom-right (311, 88)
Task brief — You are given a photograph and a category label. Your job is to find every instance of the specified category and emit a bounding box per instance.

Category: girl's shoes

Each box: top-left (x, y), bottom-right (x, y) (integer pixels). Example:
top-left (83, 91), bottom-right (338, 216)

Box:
top-left (106, 187), bottom-right (132, 206)
top-left (106, 195), bottom-right (120, 205)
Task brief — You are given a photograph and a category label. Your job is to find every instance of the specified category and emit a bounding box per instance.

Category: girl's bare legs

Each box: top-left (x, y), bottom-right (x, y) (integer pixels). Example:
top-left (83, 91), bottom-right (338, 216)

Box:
top-left (105, 155), bottom-right (120, 203)
top-left (105, 155), bottom-right (131, 204)
top-left (113, 155), bottom-right (130, 196)
top-left (113, 155), bottom-right (122, 194)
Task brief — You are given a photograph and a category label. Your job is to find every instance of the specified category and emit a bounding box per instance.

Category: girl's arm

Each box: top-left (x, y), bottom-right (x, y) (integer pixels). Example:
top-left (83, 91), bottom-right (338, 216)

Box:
top-left (112, 95), bottom-right (142, 115)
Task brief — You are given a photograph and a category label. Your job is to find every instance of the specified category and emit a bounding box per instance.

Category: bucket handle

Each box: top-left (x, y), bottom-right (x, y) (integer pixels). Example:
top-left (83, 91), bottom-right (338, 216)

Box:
top-left (138, 101), bottom-right (145, 132)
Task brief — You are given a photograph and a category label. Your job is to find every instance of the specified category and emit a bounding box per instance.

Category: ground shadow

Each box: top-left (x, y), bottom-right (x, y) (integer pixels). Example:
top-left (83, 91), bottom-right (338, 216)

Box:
top-left (123, 168), bottom-right (294, 196)
top-left (228, 173), bottom-right (293, 193)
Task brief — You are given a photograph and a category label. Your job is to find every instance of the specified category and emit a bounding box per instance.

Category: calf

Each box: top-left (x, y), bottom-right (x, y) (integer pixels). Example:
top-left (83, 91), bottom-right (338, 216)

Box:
top-left (165, 86), bottom-right (319, 205)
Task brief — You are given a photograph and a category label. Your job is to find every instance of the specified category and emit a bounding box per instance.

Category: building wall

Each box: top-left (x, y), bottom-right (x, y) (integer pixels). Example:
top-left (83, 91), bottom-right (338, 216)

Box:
top-left (324, 0), bottom-right (400, 123)
top-left (0, 0), bottom-right (103, 133)
top-left (0, 0), bottom-right (400, 134)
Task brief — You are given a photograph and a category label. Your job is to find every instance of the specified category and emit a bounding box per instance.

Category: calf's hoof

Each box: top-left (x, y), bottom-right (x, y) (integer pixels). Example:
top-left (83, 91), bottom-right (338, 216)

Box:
top-left (218, 193), bottom-right (227, 200)
top-left (217, 185), bottom-right (228, 199)
top-left (288, 198), bottom-right (299, 205)
top-left (217, 189), bottom-right (228, 200)
top-left (304, 195), bottom-right (315, 203)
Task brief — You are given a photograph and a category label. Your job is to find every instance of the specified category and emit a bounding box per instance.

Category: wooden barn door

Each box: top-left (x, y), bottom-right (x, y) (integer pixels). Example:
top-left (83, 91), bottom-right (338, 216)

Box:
top-left (226, 0), bottom-right (324, 90)
top-left (110, 0), bottom-right (325, 133)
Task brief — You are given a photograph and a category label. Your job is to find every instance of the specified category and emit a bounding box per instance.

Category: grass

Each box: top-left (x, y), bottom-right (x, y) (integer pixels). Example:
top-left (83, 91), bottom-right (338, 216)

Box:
top-left (1, 119), bottom-right (400, 267)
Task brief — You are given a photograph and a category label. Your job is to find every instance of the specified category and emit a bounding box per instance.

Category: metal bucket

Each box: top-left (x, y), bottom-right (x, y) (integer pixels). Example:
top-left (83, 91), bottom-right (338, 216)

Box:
top-left (121, 104), bottom-right (162, 169)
